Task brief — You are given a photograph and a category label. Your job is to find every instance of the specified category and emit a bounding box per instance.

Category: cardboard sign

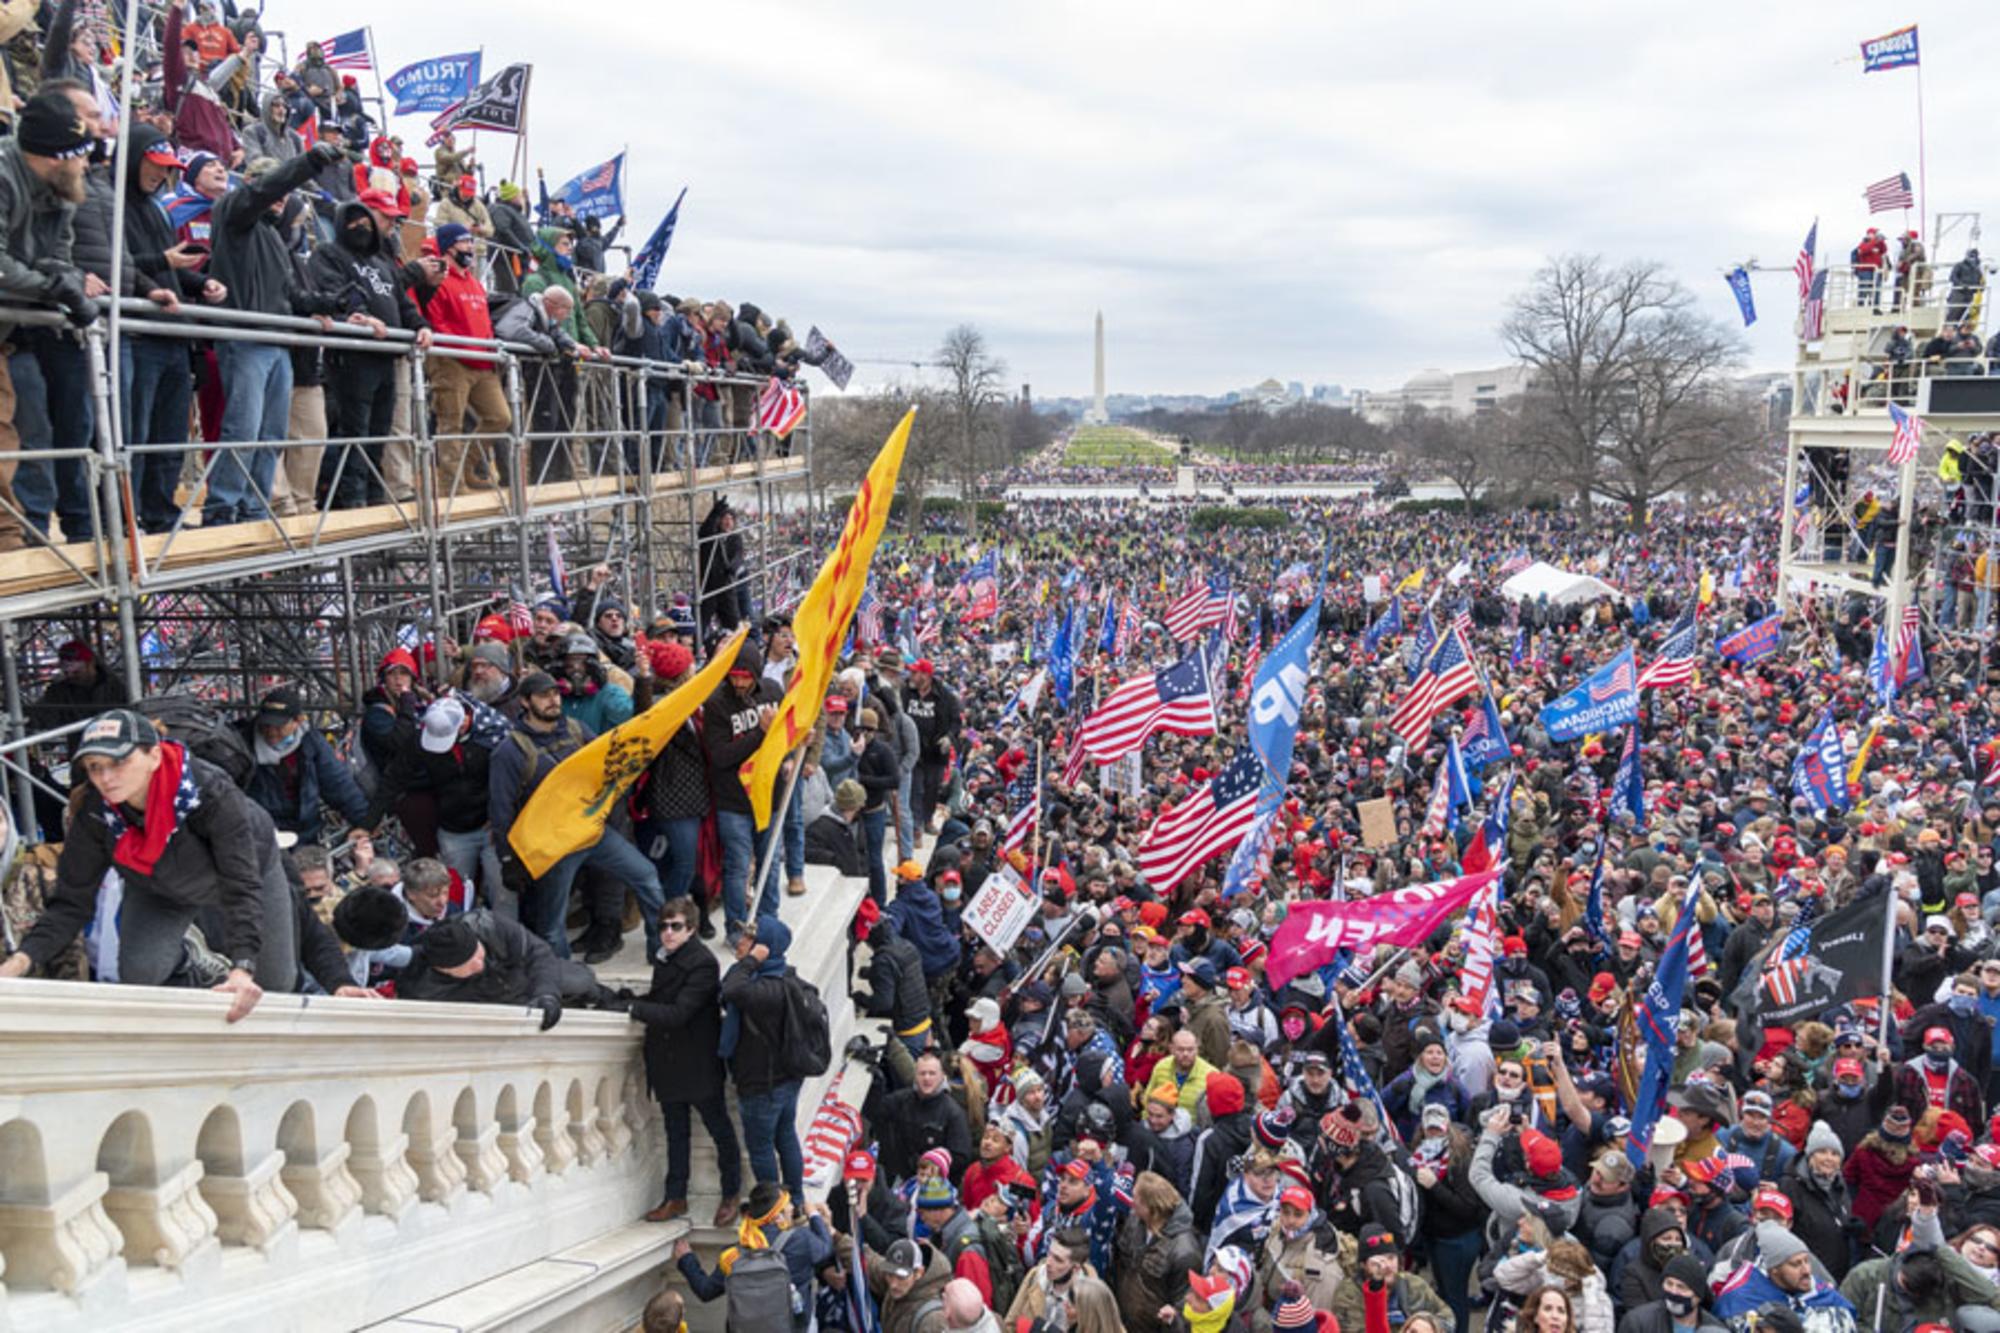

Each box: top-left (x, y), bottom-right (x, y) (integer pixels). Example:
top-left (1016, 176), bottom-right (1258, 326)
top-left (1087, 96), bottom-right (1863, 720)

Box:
top-left (1104, 752), bottom-right (1143, 800)
top-left (963, 863), bottom-right (1039, 954)
top-left (1358, 796), bottom-right (1398, 849)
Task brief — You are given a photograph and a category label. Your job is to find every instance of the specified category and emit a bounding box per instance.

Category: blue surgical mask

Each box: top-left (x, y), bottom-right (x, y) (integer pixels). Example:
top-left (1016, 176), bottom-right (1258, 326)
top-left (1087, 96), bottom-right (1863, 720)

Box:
top-left (1838, 1082), bottom-right (1863, 1099)
top-left (1950, 993), bottom-right (1977, 1015)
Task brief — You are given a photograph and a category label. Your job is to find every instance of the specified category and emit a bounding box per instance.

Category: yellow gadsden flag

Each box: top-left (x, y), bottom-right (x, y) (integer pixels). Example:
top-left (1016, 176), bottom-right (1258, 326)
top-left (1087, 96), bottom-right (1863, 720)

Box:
top-left (508, 627), bottom-right (748, 877)
top-left (743, 408), bottom-right (914, 828)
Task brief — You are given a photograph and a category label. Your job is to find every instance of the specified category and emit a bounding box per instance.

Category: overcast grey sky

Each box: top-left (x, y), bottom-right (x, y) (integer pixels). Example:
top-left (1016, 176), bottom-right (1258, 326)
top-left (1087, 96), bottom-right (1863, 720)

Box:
top-left (316, 2), bottom-right (1988, 399)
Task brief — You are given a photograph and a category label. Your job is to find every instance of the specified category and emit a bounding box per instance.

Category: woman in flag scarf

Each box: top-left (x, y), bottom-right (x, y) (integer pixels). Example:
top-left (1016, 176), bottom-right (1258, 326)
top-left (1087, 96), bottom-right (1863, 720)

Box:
top-left (0, 708), bottom-right (295, 1021)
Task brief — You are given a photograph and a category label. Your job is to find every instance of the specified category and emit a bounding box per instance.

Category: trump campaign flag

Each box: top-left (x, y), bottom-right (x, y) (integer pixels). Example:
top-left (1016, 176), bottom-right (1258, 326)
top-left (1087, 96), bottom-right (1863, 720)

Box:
top-left (741, 411), bottom-right (912, 827)
top-left (1245, 594), bottom-right (1320, 788)
top-left (631, 188), bottom-right (687, 292)
top-left (1050, 607), bottom-right (1076, 711)
top-left (1792, 708), bottom-right (1852, 817)
top-left (552, 153), bottom-right (626, 221)
top-left (1266, 869), bottom-right (1499, 989)
top-left (1717, 613), bottom-right (1781, 665)
top-left (1608, 722), bottom-right (1644, 825)
top-left (1861, 24), bottom-right (1919, 72)
top-left (1460, 688), bottom-right (1511, 770)
top-left (386, 52), bottom-right (481, 115)
top-left (1361, 596), bottom-right (1403, 658)
top-left (1538, 645), bottom-right (1639, 743)
top-left (510, 629), bottom-right (747, 876)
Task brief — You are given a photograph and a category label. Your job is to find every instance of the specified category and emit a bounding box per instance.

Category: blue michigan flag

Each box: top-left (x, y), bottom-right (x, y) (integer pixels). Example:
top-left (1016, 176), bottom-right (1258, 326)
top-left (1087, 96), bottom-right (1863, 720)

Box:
top-left (1539, 646), bottom-right (1639, 743)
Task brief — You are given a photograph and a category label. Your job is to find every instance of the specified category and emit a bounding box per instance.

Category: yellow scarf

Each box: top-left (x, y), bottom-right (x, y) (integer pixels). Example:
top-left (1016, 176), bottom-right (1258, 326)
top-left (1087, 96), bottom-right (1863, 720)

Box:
top-left (739, 1190), bottom-right (790, 1253)
top-left (1184, 1291), bottom-right (1237, 1333)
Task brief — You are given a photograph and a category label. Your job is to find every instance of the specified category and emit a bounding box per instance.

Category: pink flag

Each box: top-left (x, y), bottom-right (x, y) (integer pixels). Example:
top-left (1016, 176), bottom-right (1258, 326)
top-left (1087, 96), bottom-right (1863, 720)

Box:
top-left (1265, 869), bottom-right (1500, 989)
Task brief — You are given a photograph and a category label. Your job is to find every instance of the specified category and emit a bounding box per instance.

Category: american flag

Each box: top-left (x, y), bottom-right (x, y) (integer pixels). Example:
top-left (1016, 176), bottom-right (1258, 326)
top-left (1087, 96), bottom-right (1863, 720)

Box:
top-left (1636, 603), bottom-right (1698, 689)
top-left (579, 159), bottom-right (620, 191)
top-left (1163, 576), bottom-right (1231, 642)
top-left (1888, 402), bottom-right (1925, 466)
top-left (1864, 171), bottom-right (1914, 214)
top-left (506, 581), bottom-right (534, 634)
top-left (1331, 996), bottom-right (1402, 1148)
top-left (1458, 872), bottom-right (1505, 1019)
top-left (1136, 750), bottom-right (1263, 891)
top-left (1235, 637), bottom-right (1263, 703)
top-left (755, 376), bottom-right (807, 438)
top-left (1683, 880), bottom-right (1710, 979)
top-left (1116, 601), bottom-right (1142, 657)
top-left (1390, 626), bottom-right (1480, 750)
top-left (1759, 925), bottom-right (1813, 1006)
top-left (1067, 645), bottom-right (1218, 769)
top-left (1801, 270), bottom-right (1827, 342)
top-left (1795, 219), bottom-right (1817, 302)
top-left (1001, 745), bottom-right (1041, 855)
top-left (855, 584), bottom-right (883, 647)
top-left (315, 28), bottom-right (372, 71)
top-left (1499, 548), bottom-right (1533, 576)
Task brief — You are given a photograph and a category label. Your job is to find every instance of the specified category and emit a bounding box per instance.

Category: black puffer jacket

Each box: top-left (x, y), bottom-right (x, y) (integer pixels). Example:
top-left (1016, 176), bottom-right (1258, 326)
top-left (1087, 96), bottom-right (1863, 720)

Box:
top-left (641, 717), bottom-right (709, 822)
top-left (632, 935), bottom-right (727, 1106)
top-left (863, 1080), bottom-right (974, 1184)
top-left (1781, 1154), bottom-right (1857, 1281)
top-left (382, 731), bottom-right (493, 834)
top-left (857, 919), bottom-right (930, 1038)
top-left (398, 908), bottom-right (563, 1006)
top-left (20, 750), bottom-right (284, 969)
top-left (1576, 1182), bottom-right (1641, 1272)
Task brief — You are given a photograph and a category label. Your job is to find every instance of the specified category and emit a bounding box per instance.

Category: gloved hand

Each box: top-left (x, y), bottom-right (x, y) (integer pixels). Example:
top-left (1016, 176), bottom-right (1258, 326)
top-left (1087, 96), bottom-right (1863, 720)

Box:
top-left (44, 270), bottom-right (95, 328)
top-left (309, 140), bottom-right (345, 168)
top-left (500, 852), bottom-right (533, 899)
top-left (533, 995), bottom-right (562, 1031)
top-left (843, 1034), bottom-right (881, 1067)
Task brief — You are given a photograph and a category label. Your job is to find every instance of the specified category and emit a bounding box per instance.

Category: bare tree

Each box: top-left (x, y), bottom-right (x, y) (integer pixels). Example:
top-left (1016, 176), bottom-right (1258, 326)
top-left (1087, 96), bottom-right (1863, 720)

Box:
top-left (935, 324), bottom-right (1008, 535)
top-left (1502, 254), bottom-right (1745, 529)
top-left (1392, 407), bottom-right (1490, 504)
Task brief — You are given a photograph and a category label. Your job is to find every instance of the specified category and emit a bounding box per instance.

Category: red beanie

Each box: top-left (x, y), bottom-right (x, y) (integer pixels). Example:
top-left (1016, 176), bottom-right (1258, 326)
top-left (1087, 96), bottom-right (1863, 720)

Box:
top-left (1205, 1071), bottom-right (1245, 1117)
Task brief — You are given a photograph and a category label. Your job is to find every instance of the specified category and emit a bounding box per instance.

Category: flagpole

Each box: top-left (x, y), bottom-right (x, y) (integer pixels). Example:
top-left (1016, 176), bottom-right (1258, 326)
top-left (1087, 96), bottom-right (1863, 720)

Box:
top-left (1028, 742), bottom-right (1045, 872)
top-left (1915, 58), bottom-right (1928, 241)
top-left (365, 27), bottom-right (389, 131)
top-left (1876, 871), bottom-right (1900, 1053)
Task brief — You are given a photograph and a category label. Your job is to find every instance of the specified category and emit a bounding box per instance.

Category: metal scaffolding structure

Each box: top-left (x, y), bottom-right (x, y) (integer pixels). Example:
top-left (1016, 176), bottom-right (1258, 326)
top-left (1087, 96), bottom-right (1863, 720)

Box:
top-left (0, 299), bottom-right (817, 840)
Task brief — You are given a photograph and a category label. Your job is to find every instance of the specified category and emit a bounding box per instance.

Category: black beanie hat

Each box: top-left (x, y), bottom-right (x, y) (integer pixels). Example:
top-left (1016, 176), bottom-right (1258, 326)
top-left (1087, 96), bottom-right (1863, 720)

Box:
top-left (17, 92), bottom-right (93, 160)
top-left (332, 886), bottom-right (406, 952)
top-left (420, 917), bottom-right (480, 969)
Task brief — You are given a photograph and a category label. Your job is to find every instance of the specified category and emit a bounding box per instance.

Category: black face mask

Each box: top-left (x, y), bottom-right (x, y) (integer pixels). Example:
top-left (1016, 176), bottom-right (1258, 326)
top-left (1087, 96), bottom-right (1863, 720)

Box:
top-left (1663, 1292), bottom-right (1698, 1319)
top-left (451, 248), bottom-right (475, 269)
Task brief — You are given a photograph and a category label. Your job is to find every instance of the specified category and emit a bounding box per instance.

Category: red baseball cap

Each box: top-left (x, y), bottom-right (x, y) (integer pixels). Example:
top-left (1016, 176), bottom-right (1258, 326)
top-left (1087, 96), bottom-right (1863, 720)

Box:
top-left (1752, 1187), bottom-right (1793, 1219)
top-left (1059, 1158), bottom-right (1091, 1179)
top-left (357, 187), bottom-right (407, 218)
top-left (909, 658), bottom-right (934, 675)
top-left (1186, 1271), bottom-right (1235, 1305)
top-left (1225, 967), bottom-right (1252, 989)
top-left (1833, 1056), bottom-right (1865, 1078)
top-left (1179, 909), bottom-right (1211, 928)
top-left (1279, 1185), bottom-right (1314, 1212)
top-left (844, 1150), bottom-right (876, 1181)
top-left (1925, 1027), bottom-right (1955, 1046)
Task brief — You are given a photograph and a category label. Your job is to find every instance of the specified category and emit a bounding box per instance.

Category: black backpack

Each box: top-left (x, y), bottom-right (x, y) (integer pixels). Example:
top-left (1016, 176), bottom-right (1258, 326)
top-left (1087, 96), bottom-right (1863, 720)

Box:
top-left (136, 694), bottom-right (254, 787)
top-left (757, 969), bottom-right (832, 1082)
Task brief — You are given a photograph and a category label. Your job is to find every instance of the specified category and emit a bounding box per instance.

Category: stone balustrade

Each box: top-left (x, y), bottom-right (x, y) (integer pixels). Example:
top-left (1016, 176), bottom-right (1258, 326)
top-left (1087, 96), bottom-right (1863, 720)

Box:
top-left (0, 979), bottom-right (665, 1333)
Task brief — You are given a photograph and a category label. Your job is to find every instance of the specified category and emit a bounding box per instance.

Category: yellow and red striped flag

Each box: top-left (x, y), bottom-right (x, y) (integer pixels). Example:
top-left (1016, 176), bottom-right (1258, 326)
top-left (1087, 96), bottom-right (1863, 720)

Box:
top-left (742, 408), bottom-right (914, 827)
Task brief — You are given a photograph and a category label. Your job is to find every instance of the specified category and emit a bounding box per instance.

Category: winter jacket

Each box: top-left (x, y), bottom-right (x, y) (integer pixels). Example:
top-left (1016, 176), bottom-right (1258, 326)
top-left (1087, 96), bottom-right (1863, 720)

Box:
top-left (1471, 1128), bottom-right (1584, 1237)
top-left (1844, 1141), bottom-right (1918, 1229)
top-left (1616, 1301), bottom-right (1731, 1333)
top-left (1249, 1215), bottom-right (1345, 1326)
top-left (631, 935), bottom-right (727, 1106)
top-left (0, 137), bottom-right (82, 325)
top-left (856, 738), bottom-right (900, 812)
top-left (520, 228), bottom-right (597, 345)
top-left (1185, 992), bottom-right (1233, 1069)
top-left (1327, 1272), bottom-right (1450, 1333)
top-left (211, 148), bottom-right (330, 317)
top-left (399, 909), bottom-right (566, 1006)
top-left (1781, 1155), bottom-right (1857, 1281)
top-left (108, 129), bottom-right (205, 302)
top-left (20, 751), bottom-right (286, 971)
top-left (857, 920), bottom-right (931, 1040)
top-left (1123, 1113), bottom-right (1197, 1198)
top-left (889, 878), bottom-right (961, 978)
top-left (1576, 1183), bottom-right (1642, 1272)
top-left (804, 812), bottom-right (866, 876)
top-left (640, 719), bottom-right (709, 823)
top-left (1320, 1140), bottom-right (1415, 1248)
top-left (1115, 1203), bottom-right (1204, 1333)
top-left (863, 1081), bottom-right (974, 1183)
top-left (491, 289), bottom-right (578, 358)
top-left (487, 715), bottom-right (592, 843)
top-left (902, 681), bottom-right (962, 763)
top-left (1618, 1207), bottom-right (1702, 1309)
top-left (242, 92), bottom-right (304, 164)
top-left (239, 722), bottom-right (372, 836)
top-left (1495, 1252), bottom-right (1614, 1333)
top-left (719, 953), bottom-right (804, 1096)
top-left (306, 201), bottom-right (428, 332)
top-left (415, 265), bottom-right (500, 367)
top-left (1839, 1214), bottom-right (2000, 1332)
top-left (871, 1240), bottom-right (952, 1333)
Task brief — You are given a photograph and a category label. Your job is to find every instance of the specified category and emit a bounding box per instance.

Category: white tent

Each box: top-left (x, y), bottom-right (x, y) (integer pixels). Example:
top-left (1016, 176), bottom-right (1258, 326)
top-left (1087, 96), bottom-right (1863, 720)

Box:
top-left (1498, 561), bottom-right (1623, 607)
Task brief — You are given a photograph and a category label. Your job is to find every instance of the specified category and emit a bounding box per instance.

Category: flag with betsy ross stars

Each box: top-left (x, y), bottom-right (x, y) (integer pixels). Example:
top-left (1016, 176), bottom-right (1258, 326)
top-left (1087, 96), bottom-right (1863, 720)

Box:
top-left (1137, 749), bottom-right (1263, 891)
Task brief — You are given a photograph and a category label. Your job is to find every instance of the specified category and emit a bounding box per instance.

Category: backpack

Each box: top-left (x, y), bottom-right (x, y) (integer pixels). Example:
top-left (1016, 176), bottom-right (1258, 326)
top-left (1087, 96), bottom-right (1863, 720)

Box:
top-left (1382, 1157), bottom-right (1422, 1245)
top-left (772, 970), bottom-right (833, 1082)
top-left (971, 1211), bottom-right (1024, 1316)
top-left (136, 694), bottom-right (254, 787)
top-left (724, 1244), bottom-right (803, 1331)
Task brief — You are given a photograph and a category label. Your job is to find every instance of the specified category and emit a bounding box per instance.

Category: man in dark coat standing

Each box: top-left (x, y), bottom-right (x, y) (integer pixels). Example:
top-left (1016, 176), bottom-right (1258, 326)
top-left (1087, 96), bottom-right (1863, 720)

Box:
top-left (633, 898), bottom-right (742, 1228)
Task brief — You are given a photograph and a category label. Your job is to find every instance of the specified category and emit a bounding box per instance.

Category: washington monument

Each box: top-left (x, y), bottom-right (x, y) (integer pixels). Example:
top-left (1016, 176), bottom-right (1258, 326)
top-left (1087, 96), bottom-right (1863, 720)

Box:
top-left (1085, 310), bottom-right (1108, 424)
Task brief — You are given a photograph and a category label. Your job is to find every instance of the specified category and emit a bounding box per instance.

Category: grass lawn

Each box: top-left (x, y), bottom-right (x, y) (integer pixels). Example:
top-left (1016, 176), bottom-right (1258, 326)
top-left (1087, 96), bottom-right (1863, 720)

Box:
top-left (1062, 426), bottom-right (1175, 467)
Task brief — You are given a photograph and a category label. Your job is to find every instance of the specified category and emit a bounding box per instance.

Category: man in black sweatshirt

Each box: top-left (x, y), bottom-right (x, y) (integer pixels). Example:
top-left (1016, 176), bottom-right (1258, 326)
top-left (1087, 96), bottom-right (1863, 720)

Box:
top-left (702, 643), bottom-right (781, 935)
top-left (306, 190), bottom-right (431, 508)
top-left (902, 657), bottom-right (961, 835)
top-left (202, 140), bottom-right (343, 526)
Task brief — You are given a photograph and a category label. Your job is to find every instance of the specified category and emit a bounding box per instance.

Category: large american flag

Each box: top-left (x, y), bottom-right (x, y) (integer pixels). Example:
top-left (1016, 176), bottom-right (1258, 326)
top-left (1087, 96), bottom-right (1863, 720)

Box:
top-left (1794, 219), bottom-right (1817, 302)
top-left (1637, 603), bottom-right (1698, 689)
top-left (1390, 626), bottom-right (1480, 750)
top-left (1864, 171), bottom-right (1914, 214)
top-left (1001, 744), bottom-right (1041, 856)
top-left (1759, 925), bottom-right (1813, 1006)
top-left (1066, 645), bottom-right (1217, 769)
top-left (1164, 576), bottom-right (1231, 642)
top-left (1136, 750), bottom-right (1262, 890)
top-left (755, 376), bottom-right (807, 438)
top-left (1888, 402), bottom-right (1925, 466)
top-left (315, 28), bottom-right (372, 71)
top-left (855, 584), bottom-right (883, 647)
top-left (506, 580), bottom-right (534, 634)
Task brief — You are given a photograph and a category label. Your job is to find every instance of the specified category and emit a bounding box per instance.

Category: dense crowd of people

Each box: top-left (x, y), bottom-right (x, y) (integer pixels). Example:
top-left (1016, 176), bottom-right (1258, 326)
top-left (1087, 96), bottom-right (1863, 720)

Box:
top-left (20, 466), bottom-right (2000, 1333)
top-left (0, 0), bottom-right (835, 554)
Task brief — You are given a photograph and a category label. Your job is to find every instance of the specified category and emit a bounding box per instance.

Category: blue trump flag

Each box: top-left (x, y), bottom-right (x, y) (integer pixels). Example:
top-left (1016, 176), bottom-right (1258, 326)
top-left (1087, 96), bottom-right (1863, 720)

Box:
top-left (630, 187), bottom-right (687, 292)
top-left (1098, 592), bottom-right (1119, 655)
top-left (1362, 596), bottom-right (1403, 658)
top-left (1717, 613), bottom-right (1781, 665)
top-left (1725, 266), bottom-right (1757, 327)
top-left (1405, 610), bottom-right (1438, 682)
top-left (1050, 608), bottom-right (1076, 711)
top-left (1608, 722), bottom-right (1644, 825)
top-left (1460, 688), bottom-right (1511, 770)
top-left (1246, 594), bottom-right (1321, 786)
top-left (1539, 646), bottom-right (1639, 743)
top-left (1626, 882), bottom-right (1703, 1170)
top-left (387, 52), bottom-right (481, 115)
top-left (1861, 24), bottom-right (1919, 73)
top-left (552, 153), bottom-right (625, 221)
top-left (1792, 708), bottom-right (1852, 816)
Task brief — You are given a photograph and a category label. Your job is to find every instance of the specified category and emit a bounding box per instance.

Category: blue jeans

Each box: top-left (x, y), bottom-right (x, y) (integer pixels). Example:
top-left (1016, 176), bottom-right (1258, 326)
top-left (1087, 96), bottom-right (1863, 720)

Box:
top-left (207, 341), bottom-right (291, 524)
top-left (436, 826), bottom-right (503, 910)
top-left (783, 786), bottom-right (805, 882)
top-left (10, 333), bottom-right (95, 540)
top-left (895, 769), bottom-right (914, 860)
top-left (662, 1093), bottom-right (741, 1204)
top-left (716, 809), bottom-right (774, 931)
top-left (862, 808), bottom-right (888, 905)
top-left (736, 1080), bottom-right (804, 1203)
top-left (121, 335), bottom-right (193, 534)
top-left (524, 827), bottom-right (664, 960)
top-left (1430, 1229), bottom-right (1483, 1333)
top-left (639, 815), bottom-right (702, 902)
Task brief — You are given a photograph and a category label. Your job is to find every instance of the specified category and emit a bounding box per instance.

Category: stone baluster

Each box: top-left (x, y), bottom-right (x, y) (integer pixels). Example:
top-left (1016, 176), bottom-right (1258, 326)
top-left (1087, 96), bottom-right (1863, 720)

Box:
top-left (453, 1120), bottom-right (509, 1196)
top-left (405, 1117), bottom-right (468, 1204)
top-left (280, 1142), bottom-right (364, 1233)
top-left (199, 1151), bottom-right (299, 1254)
top-left (497, 1115), bottom-right (545, 1185)
top-left (567, 1103), bottom-right (608, 1169)
top-left (534, 1111), bottom-right (577, 1177)
top-left (0, 1172), bottom-right (124, 1297)
top-left (346, 1132), bottom-right (419, 1222)
top-left (101, 1160), bottom-right (220, 1274)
